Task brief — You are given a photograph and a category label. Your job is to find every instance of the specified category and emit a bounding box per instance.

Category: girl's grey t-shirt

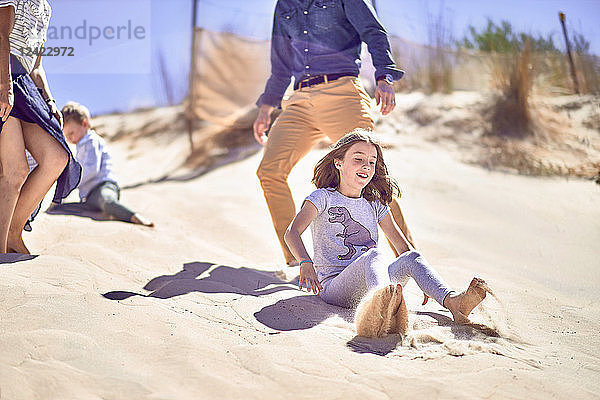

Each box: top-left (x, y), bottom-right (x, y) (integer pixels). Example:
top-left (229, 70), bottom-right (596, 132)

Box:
top-left (305, 188), bottom-right (389, 282)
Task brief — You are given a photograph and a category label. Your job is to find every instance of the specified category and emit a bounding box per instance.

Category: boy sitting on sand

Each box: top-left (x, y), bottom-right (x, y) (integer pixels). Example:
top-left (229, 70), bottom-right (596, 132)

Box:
top-left (60, 102), bottom-right (154, 227)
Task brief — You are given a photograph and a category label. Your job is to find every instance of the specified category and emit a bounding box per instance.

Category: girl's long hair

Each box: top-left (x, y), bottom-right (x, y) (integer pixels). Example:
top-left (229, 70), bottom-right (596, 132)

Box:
top-left (312, 129), bottom-right (400, 205)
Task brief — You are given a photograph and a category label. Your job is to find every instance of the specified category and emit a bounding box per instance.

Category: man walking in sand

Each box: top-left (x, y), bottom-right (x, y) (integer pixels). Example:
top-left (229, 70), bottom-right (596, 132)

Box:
top-left (254, 0), bottom-right (416, 266)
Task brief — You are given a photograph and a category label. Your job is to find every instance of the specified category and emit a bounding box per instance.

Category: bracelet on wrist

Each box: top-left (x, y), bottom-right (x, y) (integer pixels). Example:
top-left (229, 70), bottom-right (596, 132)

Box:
top-left (299, 260), bottom-right (313, 266)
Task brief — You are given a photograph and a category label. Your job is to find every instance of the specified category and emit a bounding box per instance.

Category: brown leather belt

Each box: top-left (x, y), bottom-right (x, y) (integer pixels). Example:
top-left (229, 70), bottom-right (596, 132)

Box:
top-left (294, 73), bottom-right (356, 90)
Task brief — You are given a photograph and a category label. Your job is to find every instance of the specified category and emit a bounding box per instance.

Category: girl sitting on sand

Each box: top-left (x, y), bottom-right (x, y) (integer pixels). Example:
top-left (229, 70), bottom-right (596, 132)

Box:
top-left (284, 129), bottom-right (487, 337)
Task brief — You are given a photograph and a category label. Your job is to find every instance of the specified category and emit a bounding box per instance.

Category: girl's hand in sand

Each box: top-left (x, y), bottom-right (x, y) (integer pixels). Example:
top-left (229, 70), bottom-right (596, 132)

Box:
top-left (253, 104), bottom-right (273, 145)
top-left (299, 262), bottom-right (322, 294)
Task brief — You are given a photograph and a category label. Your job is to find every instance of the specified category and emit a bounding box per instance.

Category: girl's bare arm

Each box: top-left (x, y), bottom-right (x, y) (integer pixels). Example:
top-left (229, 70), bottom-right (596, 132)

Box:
top-left (284, 200), bottom-right (322, 293)
top-left (379, 213), bottom-right (411, 255)
top-left (284, 200), bottom-right (317, 262)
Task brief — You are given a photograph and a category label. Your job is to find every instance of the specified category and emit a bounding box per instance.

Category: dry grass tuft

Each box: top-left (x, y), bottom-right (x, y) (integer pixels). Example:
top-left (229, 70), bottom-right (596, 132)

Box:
top-left (488, 41), bottom-right (534, 138)
top-left (480, 138), bottom-right (600, 178)
top-left (391, 91), bottom-right (600, 181)
top-left (481, 95), bottom-right (600, 179)
top-left (574, 52), bottom-right (600, 95)
top-left (426, 6), bottom-right (454, 94)
top-left (184, 107), bottom-right (281, 170)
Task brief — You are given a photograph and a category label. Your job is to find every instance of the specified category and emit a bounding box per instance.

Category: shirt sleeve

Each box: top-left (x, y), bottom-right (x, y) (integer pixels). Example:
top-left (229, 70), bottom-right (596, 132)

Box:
top-left (0, 0), bottom-right (17, 9)
top-left (342, 0), bottom-right (404, 82)
top-left (304, 189), bottom-right (328, 215)
top-left (76, 137), bottom-right (102, 190)
top-left (256, 3), bottom-right (293, 108)
top-left (374, 200), bottom-right (390, 223)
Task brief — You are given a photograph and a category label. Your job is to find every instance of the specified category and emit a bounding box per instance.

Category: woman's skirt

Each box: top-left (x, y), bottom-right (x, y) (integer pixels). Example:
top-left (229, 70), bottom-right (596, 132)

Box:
top-left (0, 54), bottom-right (81, 207)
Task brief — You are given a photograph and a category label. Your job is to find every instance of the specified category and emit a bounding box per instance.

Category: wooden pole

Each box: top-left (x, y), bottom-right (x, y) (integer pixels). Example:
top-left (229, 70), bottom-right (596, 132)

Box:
top-left (187, 0), bottom-right (199, 152)
top-left (559, 12), bottom-right (579, 95)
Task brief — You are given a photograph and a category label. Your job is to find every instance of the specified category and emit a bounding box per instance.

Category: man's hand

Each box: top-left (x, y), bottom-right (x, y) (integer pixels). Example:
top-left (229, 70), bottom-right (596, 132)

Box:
top-left (0, 82), bottom-right (13, 122)
top-left (253, 104), bottom-right (274, 146)
top-left (375, 80), bottom-right (396, 116)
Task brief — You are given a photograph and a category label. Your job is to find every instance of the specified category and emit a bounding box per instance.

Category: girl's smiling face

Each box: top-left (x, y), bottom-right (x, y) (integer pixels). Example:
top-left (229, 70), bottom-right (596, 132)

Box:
top-left (335, 141), bottom-right (378, 197)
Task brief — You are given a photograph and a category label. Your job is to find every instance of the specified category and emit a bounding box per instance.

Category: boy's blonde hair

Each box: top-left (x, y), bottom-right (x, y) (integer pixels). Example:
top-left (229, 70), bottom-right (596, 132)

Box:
top-left (61, 101), bottom-right (91, 124)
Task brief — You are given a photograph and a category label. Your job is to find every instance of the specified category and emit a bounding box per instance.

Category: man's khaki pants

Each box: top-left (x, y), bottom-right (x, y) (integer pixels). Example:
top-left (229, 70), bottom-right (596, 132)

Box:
top-left (257, 77), bottom-right (415, 264)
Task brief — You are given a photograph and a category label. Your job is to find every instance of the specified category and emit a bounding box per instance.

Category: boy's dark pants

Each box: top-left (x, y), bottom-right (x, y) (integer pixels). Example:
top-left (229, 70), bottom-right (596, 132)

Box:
top-left (86, 181), bottom-right (135, 222)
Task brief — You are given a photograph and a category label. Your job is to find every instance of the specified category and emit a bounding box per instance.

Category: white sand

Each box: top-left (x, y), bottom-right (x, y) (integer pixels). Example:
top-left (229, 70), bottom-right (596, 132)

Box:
top-left (1, 98), bottom-right (599, 399)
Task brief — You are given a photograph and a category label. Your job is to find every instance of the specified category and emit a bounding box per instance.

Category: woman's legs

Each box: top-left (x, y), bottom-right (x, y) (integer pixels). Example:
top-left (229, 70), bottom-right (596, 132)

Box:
top-left (7, 120), bottom-right (68, 253)
top-left (0, 117), bottom-right (29, 253)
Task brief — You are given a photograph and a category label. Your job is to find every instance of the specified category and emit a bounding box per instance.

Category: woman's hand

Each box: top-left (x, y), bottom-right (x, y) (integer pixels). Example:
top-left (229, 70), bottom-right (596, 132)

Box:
top-left (299, 262), bottom-right (322, 294)
top-left (47, 99), bottom-right (63, 128)
top-left (29, 57), bottom-right (62, 127)
top-left (0, 81), bottom-right (13, 122)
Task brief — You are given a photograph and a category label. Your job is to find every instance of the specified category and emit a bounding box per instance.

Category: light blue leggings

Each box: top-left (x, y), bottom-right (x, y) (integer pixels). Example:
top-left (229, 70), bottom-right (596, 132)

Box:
top-left (318, 249), bottom-right (452, 308)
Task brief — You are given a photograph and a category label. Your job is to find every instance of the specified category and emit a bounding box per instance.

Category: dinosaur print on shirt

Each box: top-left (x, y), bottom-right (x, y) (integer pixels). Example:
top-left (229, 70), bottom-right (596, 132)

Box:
top-left (328, 206), bottom-right (377, 260)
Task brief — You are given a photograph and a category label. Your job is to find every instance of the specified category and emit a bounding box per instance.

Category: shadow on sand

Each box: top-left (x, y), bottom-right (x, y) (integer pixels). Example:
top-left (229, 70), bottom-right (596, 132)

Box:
top-left (254, 294), bottom-right (355, 331)
top-left (45, 203), bottom-right (113, 222)
top-left (103, 261), bottom-right (355, 333)
top-left (121, 145), bottom-right (261, 190)
top-left (103, 261), bottom-right (295, 300)
top-left (346, 335), bottom-right (404, 356)
top-left (102, 262), bottom-right (498, 356)
top-left (344, 310), bottom-right (501, 357)
top-left (0, 253), bottom-right (37, 264)
top-left (416, 310), bottom-right (500, 338)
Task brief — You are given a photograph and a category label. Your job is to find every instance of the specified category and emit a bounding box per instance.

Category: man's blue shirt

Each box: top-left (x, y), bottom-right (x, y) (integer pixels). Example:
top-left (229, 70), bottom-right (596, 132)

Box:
top-left (257, 0), bottom-right (404, 108)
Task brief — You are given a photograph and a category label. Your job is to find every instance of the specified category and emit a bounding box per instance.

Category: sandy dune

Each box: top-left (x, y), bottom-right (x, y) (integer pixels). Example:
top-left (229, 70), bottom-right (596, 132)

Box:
top-left (1, 98), bottom-right (599, 399)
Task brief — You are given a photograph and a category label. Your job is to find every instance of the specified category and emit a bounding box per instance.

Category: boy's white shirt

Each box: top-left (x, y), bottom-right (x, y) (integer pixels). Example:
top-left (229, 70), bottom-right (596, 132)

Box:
top-left (75, 130), bottom-right (117, 201)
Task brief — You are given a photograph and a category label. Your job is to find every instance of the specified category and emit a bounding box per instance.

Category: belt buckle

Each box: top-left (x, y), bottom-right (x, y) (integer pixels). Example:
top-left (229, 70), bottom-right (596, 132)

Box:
top-left (299, 74), bottom-right (330, 90)
top-left (300, 76), bottom-right (313, 89)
